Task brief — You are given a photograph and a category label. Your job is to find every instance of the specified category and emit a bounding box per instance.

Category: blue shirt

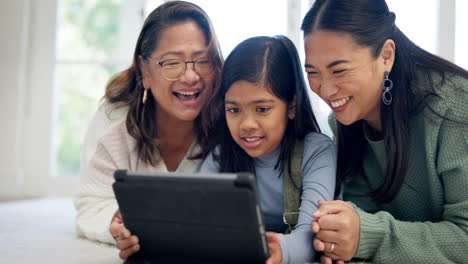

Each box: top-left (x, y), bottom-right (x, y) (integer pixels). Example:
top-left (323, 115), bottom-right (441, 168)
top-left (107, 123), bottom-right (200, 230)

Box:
top-left (200, 132), bottom-right (336, 264)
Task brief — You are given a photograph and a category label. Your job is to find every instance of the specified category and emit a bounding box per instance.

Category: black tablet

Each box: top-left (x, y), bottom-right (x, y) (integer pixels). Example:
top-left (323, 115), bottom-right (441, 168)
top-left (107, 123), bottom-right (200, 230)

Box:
top-left (112, 170), bottom-right (270, 263)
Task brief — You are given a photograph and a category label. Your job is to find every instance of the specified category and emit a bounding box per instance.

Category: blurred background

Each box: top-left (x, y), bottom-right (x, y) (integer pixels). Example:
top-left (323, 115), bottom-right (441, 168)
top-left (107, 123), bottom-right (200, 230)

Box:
top-left (0, 0), bottom-right (466, 200)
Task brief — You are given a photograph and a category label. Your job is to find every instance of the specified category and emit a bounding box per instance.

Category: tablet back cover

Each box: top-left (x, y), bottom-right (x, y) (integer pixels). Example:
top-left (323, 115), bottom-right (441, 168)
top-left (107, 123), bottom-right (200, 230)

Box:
top-left (113, 170), bottom-right (269, 263)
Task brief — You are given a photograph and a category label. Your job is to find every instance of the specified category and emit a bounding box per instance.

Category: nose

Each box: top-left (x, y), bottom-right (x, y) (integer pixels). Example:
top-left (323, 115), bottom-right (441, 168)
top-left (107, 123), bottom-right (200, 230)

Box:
top-left (316, 76), bottom-right (339, 101)
top-left (179, 62), bottom-right (200, 84)
top-left (239, 112), bottom-right (258, 133)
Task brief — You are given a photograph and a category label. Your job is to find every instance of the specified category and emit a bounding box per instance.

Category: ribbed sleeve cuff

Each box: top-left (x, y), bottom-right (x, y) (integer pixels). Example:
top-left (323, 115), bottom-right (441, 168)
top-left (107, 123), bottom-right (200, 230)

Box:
top-left (354, 209), bottom-right (385, 259)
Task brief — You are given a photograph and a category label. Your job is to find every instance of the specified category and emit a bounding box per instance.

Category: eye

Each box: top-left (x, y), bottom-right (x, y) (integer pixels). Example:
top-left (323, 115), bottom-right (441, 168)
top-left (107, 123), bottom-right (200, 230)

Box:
top-left (333, 69), bottom-right (346, 74)
top-left (226, 107), bottom-right (240, 113)
top-left (256, 107), bottom-right (270, 113)
top-left (306, 71), bottom-right (318, 76)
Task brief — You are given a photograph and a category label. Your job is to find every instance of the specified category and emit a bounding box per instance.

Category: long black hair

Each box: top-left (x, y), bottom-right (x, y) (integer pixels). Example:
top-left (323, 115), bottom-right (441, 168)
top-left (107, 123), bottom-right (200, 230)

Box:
top-left (204, 35), bottom-right (321, 176)
top-left (301, 0), bottom-right (468, 203)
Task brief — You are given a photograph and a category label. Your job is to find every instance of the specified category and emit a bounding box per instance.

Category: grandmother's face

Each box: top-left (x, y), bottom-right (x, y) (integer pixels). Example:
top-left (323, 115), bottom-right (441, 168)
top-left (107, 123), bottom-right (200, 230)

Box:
top-left (304, 30), bottom-right (392, 130)
top-left (141, 21), bottom-right (212, 124)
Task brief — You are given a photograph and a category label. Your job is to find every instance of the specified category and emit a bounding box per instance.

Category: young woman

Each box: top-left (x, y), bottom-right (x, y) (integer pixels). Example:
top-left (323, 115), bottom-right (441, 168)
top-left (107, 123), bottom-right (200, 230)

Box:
top-left (301, 0), bottom-right (468, 263)
top-left (73, 1), bottom-right (223, 260)
top-left (200, 35), bottom-right (336, 264)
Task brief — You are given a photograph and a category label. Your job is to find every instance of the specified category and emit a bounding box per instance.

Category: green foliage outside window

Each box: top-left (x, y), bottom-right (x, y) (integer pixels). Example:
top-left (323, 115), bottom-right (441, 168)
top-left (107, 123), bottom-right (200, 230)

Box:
top-left (56, 0), bottom-right (122, 176)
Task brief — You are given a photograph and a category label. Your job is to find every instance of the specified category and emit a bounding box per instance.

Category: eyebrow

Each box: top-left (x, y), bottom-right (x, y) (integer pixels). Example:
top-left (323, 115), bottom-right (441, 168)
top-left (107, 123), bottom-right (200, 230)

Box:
top-left (305, 60), bottom-right (350, 69)
top-left (225, 99), bottom-right (275, 105)
top-left (159, 50), bottom-right (206, 59)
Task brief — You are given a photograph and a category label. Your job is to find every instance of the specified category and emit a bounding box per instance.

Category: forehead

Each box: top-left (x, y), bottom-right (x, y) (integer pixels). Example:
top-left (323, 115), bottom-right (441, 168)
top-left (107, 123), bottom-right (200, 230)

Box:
top-left (304, 30), bottom-right (370, 64)
top-left (225, 81), bottom-right (275, 101)
top-left (152, 21), bottom-right (208, 57)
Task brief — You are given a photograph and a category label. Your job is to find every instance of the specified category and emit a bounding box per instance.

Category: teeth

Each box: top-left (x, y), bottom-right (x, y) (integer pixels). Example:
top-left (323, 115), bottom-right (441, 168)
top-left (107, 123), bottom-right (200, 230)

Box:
top-left (175, 91), bottom-right (198, 96)
top-left (331, 96), bottom-right (351, 108)
top-left (244, 137), bottom-right (260, 142)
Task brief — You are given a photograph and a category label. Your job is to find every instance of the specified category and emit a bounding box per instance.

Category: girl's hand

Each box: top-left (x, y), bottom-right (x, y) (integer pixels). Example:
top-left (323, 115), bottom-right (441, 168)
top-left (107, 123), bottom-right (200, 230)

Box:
top-left (265, 232), bottom-right (282, 264)
top-left (109, 210), bottom-right (140, 259)
top-left (311, 200), bottom-right (360, 261)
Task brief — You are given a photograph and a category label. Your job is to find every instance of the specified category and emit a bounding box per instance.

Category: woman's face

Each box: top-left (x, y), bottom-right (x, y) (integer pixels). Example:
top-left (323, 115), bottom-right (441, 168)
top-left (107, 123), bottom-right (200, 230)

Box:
top-left (141, 21), bottom-right (212, 124)
top-left (304, 30), bottom-right (392, 129)
top-left (224, 81), bottom-right (292, 158)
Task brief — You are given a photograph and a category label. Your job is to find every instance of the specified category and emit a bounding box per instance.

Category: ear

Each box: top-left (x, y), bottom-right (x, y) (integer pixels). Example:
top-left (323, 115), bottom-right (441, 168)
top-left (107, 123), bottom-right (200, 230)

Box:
top-left (379, 39), bottom-right (396, 72)
top-left (288, 96), bottom-right (296, 119)
top-left (138, 55), bottom-right (150, 89)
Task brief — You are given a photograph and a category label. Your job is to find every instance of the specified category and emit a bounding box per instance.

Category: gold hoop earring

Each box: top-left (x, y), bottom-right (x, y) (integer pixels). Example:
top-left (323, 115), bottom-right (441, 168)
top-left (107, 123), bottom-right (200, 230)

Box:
top-left (142, 89), bottom-right (148, 104)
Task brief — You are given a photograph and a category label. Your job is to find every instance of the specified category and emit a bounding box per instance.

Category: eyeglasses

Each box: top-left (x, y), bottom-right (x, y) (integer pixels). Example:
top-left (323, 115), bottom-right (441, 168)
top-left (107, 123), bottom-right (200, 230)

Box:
top-left (146, 57), bottom-right (213, 81)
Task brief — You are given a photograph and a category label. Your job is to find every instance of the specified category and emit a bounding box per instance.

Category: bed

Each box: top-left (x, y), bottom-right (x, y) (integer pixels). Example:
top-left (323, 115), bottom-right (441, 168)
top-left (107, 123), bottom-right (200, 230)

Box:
top-left (0, 197), bottom-right (120, 264)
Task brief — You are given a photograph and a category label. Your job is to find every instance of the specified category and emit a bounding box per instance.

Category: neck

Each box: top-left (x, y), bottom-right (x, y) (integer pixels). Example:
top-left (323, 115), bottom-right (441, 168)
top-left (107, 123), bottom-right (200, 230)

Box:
top-left (156, 112), bottom-right (196, 150)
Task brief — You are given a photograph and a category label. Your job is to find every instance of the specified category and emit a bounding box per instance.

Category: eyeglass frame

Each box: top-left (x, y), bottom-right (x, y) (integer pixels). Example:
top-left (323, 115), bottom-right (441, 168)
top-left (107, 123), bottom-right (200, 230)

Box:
top-left (145, 56), bottom-right (212, 81)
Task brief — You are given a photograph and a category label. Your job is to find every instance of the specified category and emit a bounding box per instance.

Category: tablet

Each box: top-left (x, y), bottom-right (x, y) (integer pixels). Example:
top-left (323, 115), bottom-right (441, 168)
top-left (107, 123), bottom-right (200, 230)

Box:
top-left (112, 170), bottom-right (270, 263)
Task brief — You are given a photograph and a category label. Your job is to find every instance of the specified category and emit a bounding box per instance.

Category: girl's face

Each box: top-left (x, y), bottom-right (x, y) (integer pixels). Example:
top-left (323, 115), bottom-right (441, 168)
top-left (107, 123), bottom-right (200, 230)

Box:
top-left (224, 80), bottom-right (293, 158)
top-left (141, 21), bottom-right (212, 125)
top-left (304, 30), bottom-right (394, 130)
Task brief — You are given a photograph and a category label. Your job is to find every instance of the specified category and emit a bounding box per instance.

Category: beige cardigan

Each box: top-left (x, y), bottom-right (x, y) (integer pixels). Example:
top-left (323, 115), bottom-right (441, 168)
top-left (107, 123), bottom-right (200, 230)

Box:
top-left (73, 102), bottom-right (201, 244)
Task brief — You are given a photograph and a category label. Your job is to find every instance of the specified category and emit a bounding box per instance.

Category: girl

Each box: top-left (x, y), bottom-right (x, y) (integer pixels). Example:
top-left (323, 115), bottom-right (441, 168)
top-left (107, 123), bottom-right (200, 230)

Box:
top-left (200, 35), bottom-right (336, 264)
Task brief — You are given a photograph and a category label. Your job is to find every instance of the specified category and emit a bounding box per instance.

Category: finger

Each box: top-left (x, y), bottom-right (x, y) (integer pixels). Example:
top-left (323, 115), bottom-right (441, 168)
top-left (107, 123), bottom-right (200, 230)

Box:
top-left (311, 220), bottom-right (320, 233)
top-left (314, 201), bottom-right (349, 218)
top-left (324, 252), bottom-right (340, 260)
top-left (265, 232), bottom-right (281, 244)
top-left (315, 229), bottom-right (339, 242)
top-left (119, 226), bottom-right (132, 239)
top-left (320, 255), bottom-right (333, 264)
top-left (119, 244), bottom-right (140, 260)
top-left (313, 237), bottom-right (325, 251)
top-left (336, 260), bottom-right (345, 264)
top-left (116, 235), bottom-right (139, 250)
top-left (317, 213), bottom-right (346, 230)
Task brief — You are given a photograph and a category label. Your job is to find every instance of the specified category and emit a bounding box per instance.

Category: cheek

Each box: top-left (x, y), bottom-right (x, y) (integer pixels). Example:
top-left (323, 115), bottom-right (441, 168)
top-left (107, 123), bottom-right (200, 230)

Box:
top-left (225, 116), bottom-right (238, 138)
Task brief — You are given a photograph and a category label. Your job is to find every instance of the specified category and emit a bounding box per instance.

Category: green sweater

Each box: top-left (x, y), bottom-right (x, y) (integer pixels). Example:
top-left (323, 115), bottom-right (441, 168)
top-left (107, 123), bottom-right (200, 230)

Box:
top-left (334, 72), bottom-right (468, 263)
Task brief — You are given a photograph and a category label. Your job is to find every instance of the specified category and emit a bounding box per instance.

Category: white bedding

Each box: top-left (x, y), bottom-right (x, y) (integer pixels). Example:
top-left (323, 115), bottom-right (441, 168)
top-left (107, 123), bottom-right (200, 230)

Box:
top-left (0, 198), bottom-right (120, 264)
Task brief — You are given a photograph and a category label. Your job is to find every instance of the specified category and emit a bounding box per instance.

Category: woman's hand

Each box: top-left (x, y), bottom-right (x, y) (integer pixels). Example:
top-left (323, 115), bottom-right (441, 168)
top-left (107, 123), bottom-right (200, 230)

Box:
top-left (109, 210), bottom-right (140, 259)
top-left (265, 232), bottom-right (282, 264)
top-left (311, 200), bottom-right (360, 262)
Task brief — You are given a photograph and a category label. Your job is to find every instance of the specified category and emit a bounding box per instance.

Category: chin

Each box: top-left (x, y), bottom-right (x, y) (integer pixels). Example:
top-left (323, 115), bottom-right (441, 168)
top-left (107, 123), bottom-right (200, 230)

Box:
top-left (335, 115), bottom-right (358, 126)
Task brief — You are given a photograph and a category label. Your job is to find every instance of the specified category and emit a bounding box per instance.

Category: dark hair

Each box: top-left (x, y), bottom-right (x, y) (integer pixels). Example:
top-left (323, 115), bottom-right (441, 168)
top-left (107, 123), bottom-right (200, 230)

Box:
top-left (205, 35), bottom-right (321, 177)
top-left (103, 1), bottom-right (223, 166)
top-left (301, 0), bottom-right (468, 202)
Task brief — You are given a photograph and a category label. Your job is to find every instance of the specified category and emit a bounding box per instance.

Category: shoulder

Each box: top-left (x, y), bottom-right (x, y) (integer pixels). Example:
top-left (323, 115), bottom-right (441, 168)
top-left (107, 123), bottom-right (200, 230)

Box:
top-left (418, 71), bottom-right (468, 123)
top-left (82, 101), bottom-right (133, 163)
top-left (302, 132), bottom-right (336, 160)
top-left (199, 146), bottom-right (221, 173)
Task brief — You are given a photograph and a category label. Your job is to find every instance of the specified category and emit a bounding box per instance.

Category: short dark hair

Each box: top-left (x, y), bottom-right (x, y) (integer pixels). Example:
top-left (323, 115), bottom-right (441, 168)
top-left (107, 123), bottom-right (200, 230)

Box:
top-left (301, 0), bottom-right (468, 202)
top-left (206, 35), bottom-right (321, 176)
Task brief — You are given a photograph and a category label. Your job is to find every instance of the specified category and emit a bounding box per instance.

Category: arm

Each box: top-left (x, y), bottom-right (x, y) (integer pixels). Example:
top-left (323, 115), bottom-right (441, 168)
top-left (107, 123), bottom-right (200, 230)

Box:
top-left (280, 134), bottom-right (337, 264)
top-left (74, 140), bottom-right (120, 244)
top-left (354, 120), bottom-right (468, 263)
top-left (73, 103), bottom-right (128, 244)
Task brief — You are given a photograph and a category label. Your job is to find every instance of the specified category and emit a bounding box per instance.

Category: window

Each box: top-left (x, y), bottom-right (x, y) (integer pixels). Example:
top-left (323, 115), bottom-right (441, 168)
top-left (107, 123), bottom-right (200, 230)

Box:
top-left (51, 0), bottom-right (453, 179)
top-left (55, 0), bottom-right (127, 177)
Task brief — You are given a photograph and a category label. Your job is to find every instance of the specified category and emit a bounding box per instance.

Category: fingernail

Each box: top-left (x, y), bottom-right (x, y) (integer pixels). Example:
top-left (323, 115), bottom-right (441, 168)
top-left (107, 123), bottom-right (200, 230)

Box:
top-left (313, 210), bottom-right (320, 217)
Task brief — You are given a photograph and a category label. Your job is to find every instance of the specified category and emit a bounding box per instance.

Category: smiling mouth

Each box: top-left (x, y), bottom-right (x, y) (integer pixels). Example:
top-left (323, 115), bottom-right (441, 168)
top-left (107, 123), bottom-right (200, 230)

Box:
top-left (173, 90), bottom-right (200, 101)
top-left (330, 96), bottom-right (351, 108)
top-left (241, 136), bottom-right (264, 148)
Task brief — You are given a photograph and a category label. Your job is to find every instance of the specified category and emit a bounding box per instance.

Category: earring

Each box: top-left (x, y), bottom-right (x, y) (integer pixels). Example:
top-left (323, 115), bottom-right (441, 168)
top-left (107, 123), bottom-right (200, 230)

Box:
top-left (142, 89), bottom-right (148, 104)
top-left (381, 71), bottom-right (393, 106)
top-left (288, 113), bottom-right (295, 119)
